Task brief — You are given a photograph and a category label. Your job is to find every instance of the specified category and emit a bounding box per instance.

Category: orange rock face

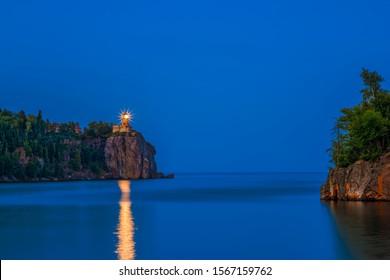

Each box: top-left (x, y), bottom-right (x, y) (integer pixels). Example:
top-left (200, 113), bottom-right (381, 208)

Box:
top-left (321, 153), bottom-right (390, 201)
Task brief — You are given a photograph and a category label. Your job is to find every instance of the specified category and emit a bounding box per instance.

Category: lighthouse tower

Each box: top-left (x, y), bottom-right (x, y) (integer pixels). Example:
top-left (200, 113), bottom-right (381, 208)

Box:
top-left (113, 111), bottom-right (133, 133)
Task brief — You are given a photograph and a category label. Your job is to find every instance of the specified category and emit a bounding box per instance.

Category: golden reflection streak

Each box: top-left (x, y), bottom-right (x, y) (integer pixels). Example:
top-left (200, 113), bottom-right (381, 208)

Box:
top-left (115, 180), bottom-right (135, 260)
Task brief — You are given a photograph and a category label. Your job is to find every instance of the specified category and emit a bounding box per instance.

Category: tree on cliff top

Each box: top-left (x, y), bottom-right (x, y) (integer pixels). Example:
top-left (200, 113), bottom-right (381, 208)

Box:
top-left (330, 68), bottom-right (390, 168)
top-left (84, 121), bottom-right (113, 138)
top-left (0, 109), bottom-right (111, 179)
top-left (360, 68), bottom-right (385, 101)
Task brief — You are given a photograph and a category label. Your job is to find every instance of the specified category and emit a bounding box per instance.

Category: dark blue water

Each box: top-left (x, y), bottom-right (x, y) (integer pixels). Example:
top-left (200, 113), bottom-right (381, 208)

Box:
top-left (0, 173), bottom-right (388, 260)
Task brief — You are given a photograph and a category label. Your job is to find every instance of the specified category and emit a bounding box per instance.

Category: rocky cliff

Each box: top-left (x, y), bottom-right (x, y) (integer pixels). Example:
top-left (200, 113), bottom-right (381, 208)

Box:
top-left (0, 108), bottom-right (166, 183)
top-left (104, 133), bottom-right (158, 179)
top-left (0, 132), bottom-right (160, 183)
top-left (321, 152), bottom-right (390, 201)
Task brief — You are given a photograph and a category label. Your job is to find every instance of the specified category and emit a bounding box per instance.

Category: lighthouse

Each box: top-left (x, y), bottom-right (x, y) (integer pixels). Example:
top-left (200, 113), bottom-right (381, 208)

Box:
top-left (113, 110), bottom-right (133, 133)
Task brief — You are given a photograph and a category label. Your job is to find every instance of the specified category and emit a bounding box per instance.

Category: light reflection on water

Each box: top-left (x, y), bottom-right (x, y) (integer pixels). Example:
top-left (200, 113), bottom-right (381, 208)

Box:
top-left (115, 180), bottom-right (135, 260)
top-left (326, 201), bottom-right (390, 259)
top-left (0, 173), bottom-right (370, 260)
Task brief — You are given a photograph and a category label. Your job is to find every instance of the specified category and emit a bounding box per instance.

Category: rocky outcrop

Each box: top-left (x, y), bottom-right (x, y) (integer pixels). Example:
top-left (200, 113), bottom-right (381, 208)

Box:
top-left (321, 152), bottom-right (390, 201)
top-left (104, 133), bottom-right (158, 179)
top-left (0, 132), bottom-right (163, 183)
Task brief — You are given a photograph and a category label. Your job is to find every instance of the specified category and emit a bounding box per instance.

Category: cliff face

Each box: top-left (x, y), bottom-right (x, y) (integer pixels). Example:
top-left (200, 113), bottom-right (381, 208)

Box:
top-left (0, 132), bottom-right (160, 183)
top-left (104, 133), bottom-right (158, 179)
top-left (321, 152), bottom-right (390, 201)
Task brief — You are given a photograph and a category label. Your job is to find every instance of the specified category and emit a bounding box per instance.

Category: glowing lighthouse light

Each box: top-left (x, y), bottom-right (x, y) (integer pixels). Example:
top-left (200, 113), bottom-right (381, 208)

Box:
top-left (119, 110), bottom-right (133, 126)
top-left (113, 110), bottom-right (134, 133)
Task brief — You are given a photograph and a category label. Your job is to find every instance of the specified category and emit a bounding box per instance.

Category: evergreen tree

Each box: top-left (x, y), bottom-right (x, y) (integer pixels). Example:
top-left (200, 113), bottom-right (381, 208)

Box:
top-left (0, 108), bottom-right (111, 179)
top-left (330, 68), bottom-right (390, 167)
top-left (71, 150), bottom-right (82, 171)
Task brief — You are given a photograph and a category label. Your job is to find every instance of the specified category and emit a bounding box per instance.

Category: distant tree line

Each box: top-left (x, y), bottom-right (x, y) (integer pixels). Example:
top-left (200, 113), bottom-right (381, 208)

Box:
top-left (330, 68), bottom-right (390, 167)
top-left (0, 109), bottom-right (114, 179)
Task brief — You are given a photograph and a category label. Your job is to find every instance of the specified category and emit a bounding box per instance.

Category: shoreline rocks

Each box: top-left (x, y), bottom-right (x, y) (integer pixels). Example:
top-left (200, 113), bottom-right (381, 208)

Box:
top-left (321, 152), bottom-right (390, 201)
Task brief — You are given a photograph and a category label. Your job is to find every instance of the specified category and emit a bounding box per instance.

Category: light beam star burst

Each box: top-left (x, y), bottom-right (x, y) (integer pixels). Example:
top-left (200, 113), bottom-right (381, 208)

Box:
top-left (118, 109), bottom-right (133, 125)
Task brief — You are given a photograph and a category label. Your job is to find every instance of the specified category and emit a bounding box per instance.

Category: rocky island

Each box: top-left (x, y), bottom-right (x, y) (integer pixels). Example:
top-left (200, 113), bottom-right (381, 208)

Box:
top-left (0, 109), bottom-right (170, 183)
top-left (321, 69), bottom-right (390, 201)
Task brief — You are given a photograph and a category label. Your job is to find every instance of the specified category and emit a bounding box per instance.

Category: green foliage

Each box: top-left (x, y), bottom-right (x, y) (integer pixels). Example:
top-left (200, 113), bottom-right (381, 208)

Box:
top-left (350, 110), bottom-right (389, 161)
top-left (371, 92), bottom-right (390, 120)
top-left (54, 162), bottom-right (65, 178)
top-left (0, 109), bottom-right (110, 179)
top-left (0, 153), bottom-right (18, 177)
top-left (360, 68), bottom-right (386, 102)
top-left (330, 68), bottom-right (390, 167)
top-left (81, 145), bottom-right (92, 165)
top-left (25, 161), bottom-right (39, 177)
top-left (90, 162), bottom-right (104, 175)
top-left (84, 121), bottom-right (113, 138)
top-left (71, 150), bottom-right (82, 171)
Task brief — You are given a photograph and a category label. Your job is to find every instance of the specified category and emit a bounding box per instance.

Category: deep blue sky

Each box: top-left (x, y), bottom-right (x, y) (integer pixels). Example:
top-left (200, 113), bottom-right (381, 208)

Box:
top-left (1, 0), bottom-right (389, 173)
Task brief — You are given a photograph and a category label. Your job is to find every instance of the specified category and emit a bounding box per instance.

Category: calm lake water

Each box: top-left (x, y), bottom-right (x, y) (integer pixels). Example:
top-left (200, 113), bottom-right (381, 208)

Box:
top-left (0, 173), bottom-right (389, 260)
